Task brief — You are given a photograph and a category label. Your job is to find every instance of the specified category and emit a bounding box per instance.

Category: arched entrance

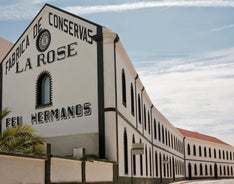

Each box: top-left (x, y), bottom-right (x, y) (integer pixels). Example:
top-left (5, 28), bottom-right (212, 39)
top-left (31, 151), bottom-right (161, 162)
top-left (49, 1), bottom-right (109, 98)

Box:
top-left (188, 163), bottom-right (192, 180)
top-left (172, 157), bottom-right (175, 181)
top-left (214, 163), bottom-right (218, 179)
top-left (160, 154), bottom-right (162, 183)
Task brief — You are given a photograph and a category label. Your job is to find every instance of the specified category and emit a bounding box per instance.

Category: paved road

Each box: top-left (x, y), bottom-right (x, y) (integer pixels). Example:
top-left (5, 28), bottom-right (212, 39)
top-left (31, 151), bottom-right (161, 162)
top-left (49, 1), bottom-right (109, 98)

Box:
top-left (172, 179), bottom-right (234, 184)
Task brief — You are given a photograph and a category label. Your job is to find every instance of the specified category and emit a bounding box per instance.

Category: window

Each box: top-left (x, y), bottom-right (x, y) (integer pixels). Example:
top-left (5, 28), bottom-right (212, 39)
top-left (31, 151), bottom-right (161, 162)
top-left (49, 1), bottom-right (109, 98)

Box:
top-left (138, 94), bottom-right (141, 123)
top-left (187, 144), bottom-right (191, 155)
top-left (214, 149), bottom-right (216, 159)
top-left (124, 129), bottom-right (128, 174)
top-left (36, 71), bottom-right (52, 108)
top-left (130, 83), bottom-right (134, 116)
top-left (145, 145), bottom-right (148, 176)
top-left (155, 151), bottom-right (158, 177)
top-left (154, 119), bottom-right (157, 139)
top-left (168, 131), bottom-right (170, 147)
top-left (162, 125), bottom-right (164, 144)
top-left (122, 69), bottom-right (127, 107)
top-left (158, 122), bottom-right (161, 142)
top-left (194, 164), bottom-right (197, 175)
top-left (159, 154), bottom-right (162, 177)
top-left (193, 145), bottom-right (196, 156)
top-left (174, 137), bottom-right (176, 151)
top-left (171, 134), bottom-right (174, 149)
top-left (144, 105), bottom-right (147, 130)
top-left (199, 146), bottom-right (202, 157)
top-left (140, 139), bottom-right (143, 176)
top-left (132, 135), bottom-right (136, 175)
top-left (210, 165), bottom-right (213, 176)
top-left (149, 148), bottom-right (152, 176)
top-left (209, 148), bottom-right (211, 158)
top-left (163, 155), bottom-right (166, 177)
top-left (165, 128), bottom-right (168, 145)
top-left (200, 164), bottom-right (203, 175)
top-left (148, 111), bottom-right (151, 134)
top-left (204, 147), bottom-right (207, 157)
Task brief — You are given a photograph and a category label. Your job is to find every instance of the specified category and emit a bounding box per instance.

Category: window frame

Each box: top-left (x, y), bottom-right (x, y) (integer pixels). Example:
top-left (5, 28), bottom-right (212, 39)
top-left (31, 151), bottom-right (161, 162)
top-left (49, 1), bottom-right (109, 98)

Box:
top-left (36, 71), bottom-right (52, 108)
top-left (121, 69), bottom-right (127, 107)
top-left (130, 83), bottom-right (135, 116)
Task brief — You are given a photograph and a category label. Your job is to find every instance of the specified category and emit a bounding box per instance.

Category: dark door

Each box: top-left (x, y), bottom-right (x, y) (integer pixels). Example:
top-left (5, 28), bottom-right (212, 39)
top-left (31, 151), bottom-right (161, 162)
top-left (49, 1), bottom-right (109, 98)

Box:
top-left (214, 163), bottom-right (218, 179)
top-left (160, 154), bottom-right (162, 183)
top-left (188, 163), bottom-right (192, 180)
top-left (172, 157), bottom-right (175, 181)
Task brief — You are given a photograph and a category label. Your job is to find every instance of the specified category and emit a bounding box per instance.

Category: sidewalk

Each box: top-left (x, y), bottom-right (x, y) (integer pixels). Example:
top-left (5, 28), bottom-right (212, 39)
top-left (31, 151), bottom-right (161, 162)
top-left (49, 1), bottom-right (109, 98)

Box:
top-left (171, 179), bottom-right (234, 184)
top-left (170, 180), bottom-right (197, 184)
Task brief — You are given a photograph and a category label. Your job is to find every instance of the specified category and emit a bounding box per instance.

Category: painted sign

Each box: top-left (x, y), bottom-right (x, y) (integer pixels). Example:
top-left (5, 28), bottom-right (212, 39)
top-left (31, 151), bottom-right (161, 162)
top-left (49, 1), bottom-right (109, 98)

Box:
top-left (132, 143), bottom-right (144, 155)
top-left (2, 5), bottom-right (100, 137)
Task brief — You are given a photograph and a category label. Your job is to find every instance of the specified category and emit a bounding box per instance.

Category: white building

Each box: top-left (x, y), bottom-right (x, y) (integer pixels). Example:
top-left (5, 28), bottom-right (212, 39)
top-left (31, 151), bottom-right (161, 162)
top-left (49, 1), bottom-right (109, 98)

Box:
top-left (179, 128), bottom-right (234, 180)
top-left (1, 4), bottom-right (233, 183)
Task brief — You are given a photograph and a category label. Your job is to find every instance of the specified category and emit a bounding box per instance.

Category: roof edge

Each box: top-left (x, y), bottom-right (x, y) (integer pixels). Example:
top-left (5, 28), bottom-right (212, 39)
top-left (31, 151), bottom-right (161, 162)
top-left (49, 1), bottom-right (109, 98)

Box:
top-left (177, 127), bottom-right (231, 147)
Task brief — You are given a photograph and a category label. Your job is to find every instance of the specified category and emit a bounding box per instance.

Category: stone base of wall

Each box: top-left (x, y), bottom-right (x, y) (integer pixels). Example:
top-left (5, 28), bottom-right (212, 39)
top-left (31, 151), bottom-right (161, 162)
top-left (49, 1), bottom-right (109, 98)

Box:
top-left (118, 177), bottom-right (185, 184)
top-left (186, 176), bottom-right (234, 180)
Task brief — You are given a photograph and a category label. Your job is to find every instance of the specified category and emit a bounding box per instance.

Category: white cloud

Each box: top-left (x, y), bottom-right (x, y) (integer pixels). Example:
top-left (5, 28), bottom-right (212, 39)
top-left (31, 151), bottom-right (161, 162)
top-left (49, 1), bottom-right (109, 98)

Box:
top-left (137, 48), bottom-right (234, 145)
top-left (1, 0), bottom-right (234, 20)
top-left (64, 1), bottom-right (234, 15)
top-left (0, 1), bottom-right (40, 20)
top-left (196, 24), bottom-right (234, 36)
top-left (210, 24), bottom-right (234, 32)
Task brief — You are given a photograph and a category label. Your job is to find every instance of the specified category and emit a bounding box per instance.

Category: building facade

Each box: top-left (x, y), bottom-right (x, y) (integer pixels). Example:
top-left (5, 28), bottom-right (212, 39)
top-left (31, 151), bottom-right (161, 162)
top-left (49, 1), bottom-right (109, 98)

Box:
top-left (179, 128), bottom-right (234, 180)
top-left (0, 4), bottom-right (233, 183)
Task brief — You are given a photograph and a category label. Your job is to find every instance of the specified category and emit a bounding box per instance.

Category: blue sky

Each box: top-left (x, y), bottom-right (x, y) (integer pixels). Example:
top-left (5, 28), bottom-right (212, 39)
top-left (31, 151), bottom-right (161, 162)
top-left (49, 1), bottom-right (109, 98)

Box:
top-left (0, 0), bottom-right (234, 145)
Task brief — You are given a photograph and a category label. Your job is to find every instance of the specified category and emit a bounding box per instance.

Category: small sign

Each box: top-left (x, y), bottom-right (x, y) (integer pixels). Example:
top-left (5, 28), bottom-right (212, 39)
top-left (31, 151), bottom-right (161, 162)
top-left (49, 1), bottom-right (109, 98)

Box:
top-left (132, 143), bottom-right (144, 155)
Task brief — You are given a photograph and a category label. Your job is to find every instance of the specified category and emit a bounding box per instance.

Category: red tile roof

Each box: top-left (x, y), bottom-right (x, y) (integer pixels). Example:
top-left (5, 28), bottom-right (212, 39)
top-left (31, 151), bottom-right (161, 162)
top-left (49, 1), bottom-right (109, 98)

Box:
top-left (177, 127), bottom-right (230, 146)
top-left (0, 37), bottom-right (13, 62)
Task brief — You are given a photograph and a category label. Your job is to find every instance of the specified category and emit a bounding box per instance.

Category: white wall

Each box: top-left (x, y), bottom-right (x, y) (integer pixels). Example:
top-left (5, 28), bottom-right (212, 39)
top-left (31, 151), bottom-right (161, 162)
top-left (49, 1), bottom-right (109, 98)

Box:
top-left (0, 155), bottom-right (45, 184)
top-left (114, 36), bottom-right (185, 179)
top-left (0, 153), bottom-right (115, 183)
top-left (51, 157), bottom-right (82, 183)
top-left (46, 132), bottom-right (99, 156)
top-left (86, 161), bottom-right (113, 182)
top-left (2, 5), bottom-right (99, 138)
top-left (185, 137), bottom-right (234, 178)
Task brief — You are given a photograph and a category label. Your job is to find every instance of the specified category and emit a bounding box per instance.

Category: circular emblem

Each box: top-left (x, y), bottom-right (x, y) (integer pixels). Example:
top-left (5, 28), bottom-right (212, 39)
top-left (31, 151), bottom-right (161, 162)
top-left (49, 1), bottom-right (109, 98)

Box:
top-left (36, 29), bottom-right (51, 52)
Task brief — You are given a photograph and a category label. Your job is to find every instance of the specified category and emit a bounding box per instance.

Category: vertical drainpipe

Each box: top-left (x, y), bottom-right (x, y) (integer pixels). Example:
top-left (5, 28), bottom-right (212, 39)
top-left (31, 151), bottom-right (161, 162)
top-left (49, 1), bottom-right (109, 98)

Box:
top-left (183, 136), bottom-right (186, 179)
top-left (113, 34), bottom-right (119, 184)
top-left (92, 26), bottom-right (106, 159)
top-left (150, 104), bottom-right (154, 182)
top-left (114, 34), bottom-right (119, 165)
top-left (134, 74), bottom-right (138, 130)
top-left (141, 87), bottom-right (144, 134)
